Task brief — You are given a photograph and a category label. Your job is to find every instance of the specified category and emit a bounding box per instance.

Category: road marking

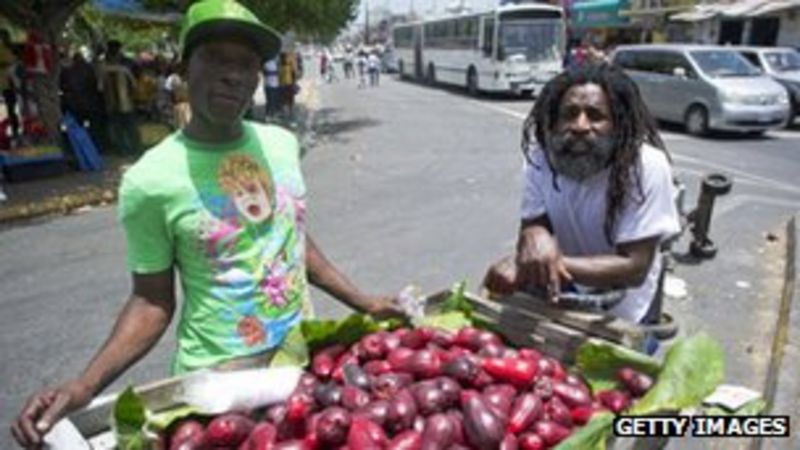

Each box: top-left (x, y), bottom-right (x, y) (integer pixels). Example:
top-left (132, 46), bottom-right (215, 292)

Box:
top-left (713, 194), bottom-right (800, 219)
top-left (468, 98), bottom-right (800, 196)
top-left (672, 153), bottom-right (800, 196)
top-left (470, 101), bottom-right (528, 120)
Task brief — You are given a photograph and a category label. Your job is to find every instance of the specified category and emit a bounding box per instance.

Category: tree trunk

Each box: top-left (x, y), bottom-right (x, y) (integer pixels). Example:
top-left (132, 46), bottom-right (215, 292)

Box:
top-left (0, 0), bottom-right (87, 143)
top-left (30, 71), bottom-right (62, 144)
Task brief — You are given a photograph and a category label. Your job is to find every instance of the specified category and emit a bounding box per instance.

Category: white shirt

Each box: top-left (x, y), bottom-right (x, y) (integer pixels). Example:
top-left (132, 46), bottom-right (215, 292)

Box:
top-left (368, 54), bottom-right (380, 69)
top-left (520, 143), bottom-right (681, 322)
top-left (263, 59), bottom-right (279, 88)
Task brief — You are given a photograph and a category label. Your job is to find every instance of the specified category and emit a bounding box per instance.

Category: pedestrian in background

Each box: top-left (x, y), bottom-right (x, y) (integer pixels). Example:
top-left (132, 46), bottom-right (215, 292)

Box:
top-left (368, 51), bottom-right (381, 87)
top-left (60, 52), bottom-right (108, 151)
top-left (279, 52), bottom-right (298, 121)
top-left (319, 51), bottom-right (328, 81)
top-left (344, 49), bottom-right (354, 79)
top-left (263, 56), bottom-right (281, 120)
top-left (357, 50), bottom-right (367, 88)
top-left (99, 40), bottom-right (141, 154)
top-left (165, 64), bottom-right (191, 129)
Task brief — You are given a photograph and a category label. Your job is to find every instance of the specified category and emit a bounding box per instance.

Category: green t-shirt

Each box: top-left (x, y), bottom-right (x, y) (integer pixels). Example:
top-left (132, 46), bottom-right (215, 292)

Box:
top-left (118, 122), bottom-right (309, 374)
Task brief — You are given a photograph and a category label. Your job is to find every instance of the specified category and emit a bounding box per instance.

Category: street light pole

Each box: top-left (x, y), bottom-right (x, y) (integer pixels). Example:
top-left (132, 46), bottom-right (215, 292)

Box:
top-left (364, 0), bottom-right (370, 45)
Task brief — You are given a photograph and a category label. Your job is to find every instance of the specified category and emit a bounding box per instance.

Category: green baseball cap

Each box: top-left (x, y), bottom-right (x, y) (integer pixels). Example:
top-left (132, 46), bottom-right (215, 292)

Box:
top-left (180, 0), bottom-right (282, 61)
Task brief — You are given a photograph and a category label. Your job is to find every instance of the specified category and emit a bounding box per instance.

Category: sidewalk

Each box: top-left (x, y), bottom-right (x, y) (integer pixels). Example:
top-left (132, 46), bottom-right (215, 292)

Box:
top-left (0, 77), bottom-right (320, 225)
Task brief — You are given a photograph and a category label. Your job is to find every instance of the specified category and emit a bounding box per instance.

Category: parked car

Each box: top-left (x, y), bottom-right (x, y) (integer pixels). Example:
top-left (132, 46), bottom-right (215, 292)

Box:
top-left (610, 44), bottom-right (791, 136)
top-left (734, 46), bottom-right (800, 123)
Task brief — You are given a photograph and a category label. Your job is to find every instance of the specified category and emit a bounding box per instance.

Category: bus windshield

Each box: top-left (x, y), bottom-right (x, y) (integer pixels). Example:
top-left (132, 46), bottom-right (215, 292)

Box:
top-left (499, 21), bottom-right (563, 62)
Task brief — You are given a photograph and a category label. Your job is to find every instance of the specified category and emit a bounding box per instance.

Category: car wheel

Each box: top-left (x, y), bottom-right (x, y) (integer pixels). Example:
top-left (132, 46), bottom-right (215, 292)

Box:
top-left (685, 105), bottom-right (709, 136)
top-left (467, 68), bottom-right (478, 96)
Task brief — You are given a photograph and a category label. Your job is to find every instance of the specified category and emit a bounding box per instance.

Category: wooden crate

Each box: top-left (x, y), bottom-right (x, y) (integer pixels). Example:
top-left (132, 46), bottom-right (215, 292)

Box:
top-left (425, 289), bottom-right (648, 363)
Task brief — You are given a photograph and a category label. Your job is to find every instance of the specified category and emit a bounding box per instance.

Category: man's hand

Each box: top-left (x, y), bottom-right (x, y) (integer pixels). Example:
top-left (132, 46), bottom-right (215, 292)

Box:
top-left (482, 254), bottom-right (520, 298)
top-left (362, 295), bottom-right (407, 321)
top-left (11, 378), bottom-right (93, 448)
top-left (517, 226), bottom-right (572, 302)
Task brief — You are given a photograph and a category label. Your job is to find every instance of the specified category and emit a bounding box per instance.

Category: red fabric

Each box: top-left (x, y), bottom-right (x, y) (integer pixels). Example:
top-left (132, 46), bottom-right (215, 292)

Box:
top-left (23, 31), bottom-right (53, 74)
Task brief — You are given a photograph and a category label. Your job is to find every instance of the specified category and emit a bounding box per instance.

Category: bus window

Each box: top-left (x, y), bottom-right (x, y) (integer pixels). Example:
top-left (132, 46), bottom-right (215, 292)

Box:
top-left (498, 21), bottom-right (562, 62)
top-left (482, 18), bottom-right (494, 57)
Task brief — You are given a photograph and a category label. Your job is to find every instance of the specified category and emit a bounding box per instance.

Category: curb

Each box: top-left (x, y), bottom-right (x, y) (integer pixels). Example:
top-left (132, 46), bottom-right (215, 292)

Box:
top-left (752, 215), bottom-right (798, 449)
top-left (0, 186), bottom-right (118, 225)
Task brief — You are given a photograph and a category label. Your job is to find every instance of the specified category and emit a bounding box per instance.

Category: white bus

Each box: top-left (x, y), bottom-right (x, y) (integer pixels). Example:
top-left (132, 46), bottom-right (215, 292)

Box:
top-left (392, 2), bottom-right (565, 96)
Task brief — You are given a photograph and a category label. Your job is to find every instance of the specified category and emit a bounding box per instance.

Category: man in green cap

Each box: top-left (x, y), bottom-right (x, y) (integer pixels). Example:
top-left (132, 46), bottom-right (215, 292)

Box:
top-left (11, 1), bottom-right (402, 446)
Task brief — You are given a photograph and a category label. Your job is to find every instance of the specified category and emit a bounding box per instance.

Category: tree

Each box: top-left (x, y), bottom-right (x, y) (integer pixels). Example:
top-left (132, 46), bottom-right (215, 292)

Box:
top-left (143, 0), bottom-right (359, 41)
top-left (0, 1), bottom-right (87, 142)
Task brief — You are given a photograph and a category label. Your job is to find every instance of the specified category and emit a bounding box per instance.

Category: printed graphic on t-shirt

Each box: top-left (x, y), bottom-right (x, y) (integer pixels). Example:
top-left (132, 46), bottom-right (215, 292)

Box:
top-left (190, 153), bottom-right (306, 351)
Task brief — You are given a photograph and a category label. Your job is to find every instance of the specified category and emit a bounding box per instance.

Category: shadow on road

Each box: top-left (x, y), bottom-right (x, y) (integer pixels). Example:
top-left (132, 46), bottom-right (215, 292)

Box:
top-left (313, 107), bottom-right (382, 145)
top-left (656, 120), bottom-right (795, 141)
top-left (391, 75), bottom-right (535, 103)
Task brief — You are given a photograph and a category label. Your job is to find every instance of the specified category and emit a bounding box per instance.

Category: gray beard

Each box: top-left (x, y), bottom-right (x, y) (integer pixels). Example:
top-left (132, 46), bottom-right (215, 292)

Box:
top-left (545, 134), bottom-right (615, 181)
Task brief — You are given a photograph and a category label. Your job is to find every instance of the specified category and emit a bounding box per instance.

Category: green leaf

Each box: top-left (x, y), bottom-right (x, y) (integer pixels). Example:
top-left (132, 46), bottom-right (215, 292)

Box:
top-left (301, 314), bottom-right (384, 351)
top-left (113, 387), bottom-right (148, 450)
top-left (270, 325), bottom-right (310, 368)
top-left (440, 280), bottom-right (473, 315)
top-left (114, 387), bottom-right (147, 432)
top-left (116, 432), bottom-right (148, 450)
top-left (147, 405), bottom-right (201, 431)
top-left (576, 340), bottom-right (661, 393)
top-left (555, 412), bottom-right (614, 450)
top-left (417, 311), bottom-right (473, 331)
top-left (629, 333), bottom-right (724, 415)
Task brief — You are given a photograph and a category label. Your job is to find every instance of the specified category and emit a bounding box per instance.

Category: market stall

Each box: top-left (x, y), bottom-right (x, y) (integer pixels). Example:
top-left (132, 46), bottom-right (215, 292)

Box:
top-left (46, 286), bottom-right (761, 450)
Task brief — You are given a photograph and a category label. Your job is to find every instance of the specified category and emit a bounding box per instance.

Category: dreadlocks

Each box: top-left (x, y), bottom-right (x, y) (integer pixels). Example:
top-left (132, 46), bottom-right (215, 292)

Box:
top-left (521, 63), bottom-right (668, 244)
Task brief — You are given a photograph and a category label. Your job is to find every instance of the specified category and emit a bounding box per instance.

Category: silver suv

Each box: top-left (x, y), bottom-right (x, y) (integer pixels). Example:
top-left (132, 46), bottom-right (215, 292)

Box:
top-left (735, 46), bottom-right (800, 123)
top-left (610, 44), bottom-right (791, 136)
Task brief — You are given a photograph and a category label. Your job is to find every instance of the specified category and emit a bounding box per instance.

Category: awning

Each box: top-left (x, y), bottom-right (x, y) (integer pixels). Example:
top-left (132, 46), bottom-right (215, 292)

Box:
top-left (721, 0), bottom-right (767, 17)
top-left (670, 0), bottom-right (798, 22)
top-left (92, 0), bottom-right (182, 23)
top-left (670, 7), bottom-right (719, 22)
top-left (745, 0), bottom-right (800, 17)
top-left (571, 0), bottom-right (630, 29)
top-left (620, 6), bottom-right (691, 18)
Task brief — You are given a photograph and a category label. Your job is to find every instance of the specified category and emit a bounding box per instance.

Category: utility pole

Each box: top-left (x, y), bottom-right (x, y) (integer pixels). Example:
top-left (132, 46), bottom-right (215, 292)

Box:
top-left (364, 0), bottom-right (370, 45)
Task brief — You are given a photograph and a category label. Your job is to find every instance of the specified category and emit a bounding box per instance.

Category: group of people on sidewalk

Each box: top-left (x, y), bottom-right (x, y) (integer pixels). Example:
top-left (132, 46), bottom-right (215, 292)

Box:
top-left (321, 47), bottom-right (382, 88)
top-left (262, 50), bottom-right (302, 122)
top-left (10, 0), bottom-right (680, 448)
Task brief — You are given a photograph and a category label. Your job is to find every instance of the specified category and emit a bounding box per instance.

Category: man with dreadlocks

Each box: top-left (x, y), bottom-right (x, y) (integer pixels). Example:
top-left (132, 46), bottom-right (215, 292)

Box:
top-left (483, 63), bottom-right (680, 324)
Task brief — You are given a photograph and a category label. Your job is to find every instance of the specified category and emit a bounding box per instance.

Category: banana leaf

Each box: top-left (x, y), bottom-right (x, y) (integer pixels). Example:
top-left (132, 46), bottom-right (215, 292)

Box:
top-left (555, 333), bottom-right (727, 449)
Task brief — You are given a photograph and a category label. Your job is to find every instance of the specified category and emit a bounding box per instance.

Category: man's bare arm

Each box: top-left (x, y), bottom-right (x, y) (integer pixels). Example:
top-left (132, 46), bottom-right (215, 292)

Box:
top-left (306, 234), bottom-right (401, 319)
top-left (11, 270), bottom-right (175, 447)
top-left (562, 237), bottom-right (660, 288)
top-left (80, 270), bottom-right (177, 394)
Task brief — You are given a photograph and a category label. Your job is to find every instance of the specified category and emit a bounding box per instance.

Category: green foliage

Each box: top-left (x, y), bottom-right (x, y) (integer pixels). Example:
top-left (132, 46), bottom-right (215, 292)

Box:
top-left (554, 412), bottom-right (615, 450)
top-left (65, 3), bottom-right (177, 54)
top-left (576, 339), bottom-right (662, 392)
top-left (142, 0), bottom-right (359, 41)
top-left (113, 387), bottom-right (149, 450)
top-left (628, 333), bottom-right (725, 415)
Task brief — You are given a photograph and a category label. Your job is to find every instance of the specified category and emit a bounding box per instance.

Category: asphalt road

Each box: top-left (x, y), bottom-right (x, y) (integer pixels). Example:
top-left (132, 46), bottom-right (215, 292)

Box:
top-left (1, 72), bottom-right (799, 447)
